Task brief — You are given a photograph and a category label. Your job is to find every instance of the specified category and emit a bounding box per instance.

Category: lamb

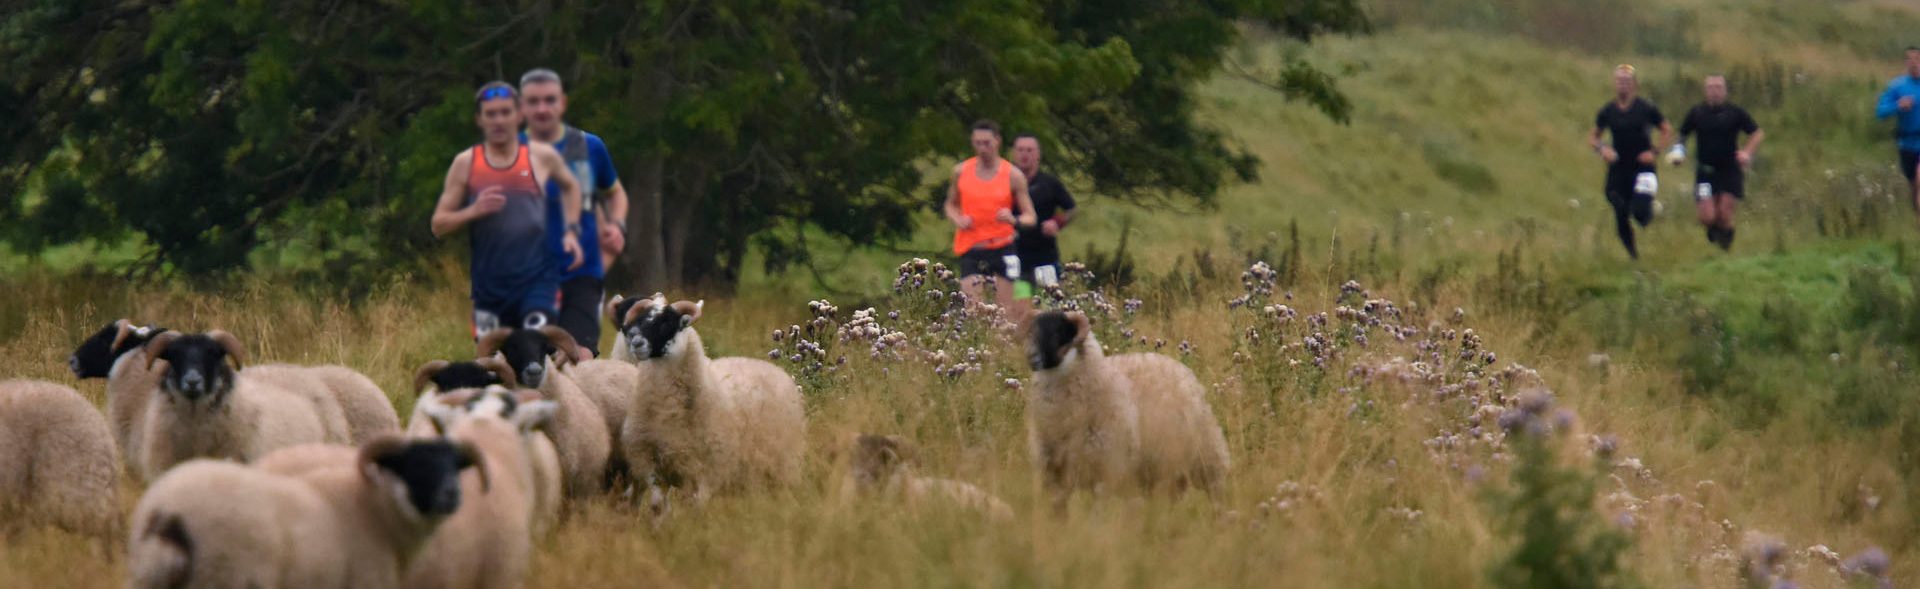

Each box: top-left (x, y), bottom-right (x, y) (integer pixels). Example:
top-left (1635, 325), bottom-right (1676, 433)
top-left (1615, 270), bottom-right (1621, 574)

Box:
top-left (1024, 310), bottom-right (1231, 500)
top-left (68, 319), bottom-right (169, 475)
top-left (477, 325), bottom-right (610, 498)
top-left (0, 380), bottom-right (120, 538)
top-left (136, 330), bottom-right (333, 481)
top-left (838, 434), bottom-right (1013, 522)
top-left (616, 298), bottom-right (806, 509)
top-left (126, 436), bottom-right (486, 589)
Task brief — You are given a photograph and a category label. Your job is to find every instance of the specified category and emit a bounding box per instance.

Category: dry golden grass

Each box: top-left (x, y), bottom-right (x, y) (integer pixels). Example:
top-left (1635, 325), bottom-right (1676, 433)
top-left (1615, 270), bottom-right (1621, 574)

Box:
top-left (0, 255), bottom-right (1907, 588)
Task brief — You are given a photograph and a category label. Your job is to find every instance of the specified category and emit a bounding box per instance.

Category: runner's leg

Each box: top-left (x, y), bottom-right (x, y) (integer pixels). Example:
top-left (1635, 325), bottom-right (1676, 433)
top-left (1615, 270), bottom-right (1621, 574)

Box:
top-left (1715, 193), bottom-right (1738, 251)
top-left (1608, 190), bottom-right (1638, 260)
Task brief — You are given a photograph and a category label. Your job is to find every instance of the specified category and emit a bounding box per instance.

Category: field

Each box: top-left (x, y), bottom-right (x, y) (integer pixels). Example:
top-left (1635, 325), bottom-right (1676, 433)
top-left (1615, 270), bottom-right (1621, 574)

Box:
top-left (8, 0), bottom-right (1920, 586)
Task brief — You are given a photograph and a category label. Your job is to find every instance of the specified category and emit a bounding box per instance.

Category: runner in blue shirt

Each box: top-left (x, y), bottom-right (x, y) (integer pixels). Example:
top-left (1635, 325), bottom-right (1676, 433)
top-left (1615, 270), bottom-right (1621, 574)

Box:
top-left (520, 69), bottom-right (630, 360)
top-left (1876, 47), bottom-right (1920, 216)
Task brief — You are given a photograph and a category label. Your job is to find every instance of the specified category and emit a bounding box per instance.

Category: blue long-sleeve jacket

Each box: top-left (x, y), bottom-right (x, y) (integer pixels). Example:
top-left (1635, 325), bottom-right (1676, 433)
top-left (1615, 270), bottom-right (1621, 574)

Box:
top-left (1878, 75), bottom-right (1920, 151)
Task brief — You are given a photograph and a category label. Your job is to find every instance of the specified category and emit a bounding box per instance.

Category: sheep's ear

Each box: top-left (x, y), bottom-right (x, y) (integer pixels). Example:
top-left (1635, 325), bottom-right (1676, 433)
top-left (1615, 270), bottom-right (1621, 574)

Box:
top-left (475, 328), bottom-right (514, 359)
top-left (671, 300), bottom-right (703, 326)
top-left (474, 356), bottom-right (520, 388)
top-left (144, 332), bottom-right (183, 371)
top-left (537, 326), bottom-right (581, 367)
top-left (509, 399), bottom-right (558, 433)
top-left (412, 360), bottom-right (451, 396)
top-left (422, 402), bottom-right (458, 436)
top-left (357, 436), bottom-right (409, 479)
top-left (455, 441), bottom-right (491, 494)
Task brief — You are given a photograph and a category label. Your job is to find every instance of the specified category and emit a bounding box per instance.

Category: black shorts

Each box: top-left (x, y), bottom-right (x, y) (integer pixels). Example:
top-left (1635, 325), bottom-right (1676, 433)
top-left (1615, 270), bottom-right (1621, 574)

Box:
top-left (1604, 164), bottom-right (1656, 202)
top-left (557, 276), bottom-right (603, 358)
top-left (1019, 252), bottom-right (1061, 288)
top-left (959, 245), bottom-right (1018, 280)
top-left (1902, 149), bottom-right (1919, 184)
top-left (1694, 165), bottom-right (1744, 200)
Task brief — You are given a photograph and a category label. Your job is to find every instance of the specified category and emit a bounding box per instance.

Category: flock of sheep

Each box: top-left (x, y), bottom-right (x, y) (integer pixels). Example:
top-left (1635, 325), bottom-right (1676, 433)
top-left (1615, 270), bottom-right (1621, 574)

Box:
top-left (1, 293), bottom-right (1231, 588)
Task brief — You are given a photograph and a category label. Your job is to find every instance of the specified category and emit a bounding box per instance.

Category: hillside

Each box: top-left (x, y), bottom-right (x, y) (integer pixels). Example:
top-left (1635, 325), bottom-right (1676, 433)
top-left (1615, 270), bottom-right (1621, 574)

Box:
top-left (8, 0), bottom-right (1920, 586)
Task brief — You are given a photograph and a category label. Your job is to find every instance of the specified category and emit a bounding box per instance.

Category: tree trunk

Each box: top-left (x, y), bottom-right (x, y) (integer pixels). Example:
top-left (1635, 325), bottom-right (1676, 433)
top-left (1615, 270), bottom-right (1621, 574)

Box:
top-left (613, 57), bottom-right (673, 294)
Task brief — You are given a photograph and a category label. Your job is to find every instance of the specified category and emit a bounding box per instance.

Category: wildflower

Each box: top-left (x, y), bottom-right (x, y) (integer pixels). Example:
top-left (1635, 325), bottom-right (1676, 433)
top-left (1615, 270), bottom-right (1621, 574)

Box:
top-left (1003, 378), bottom-right (1022, 390)
top-left (1842, 547), bottom-right (1890, 580)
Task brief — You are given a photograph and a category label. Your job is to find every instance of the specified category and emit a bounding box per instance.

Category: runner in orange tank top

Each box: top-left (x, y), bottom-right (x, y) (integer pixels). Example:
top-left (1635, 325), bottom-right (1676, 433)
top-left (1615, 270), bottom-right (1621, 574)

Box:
top-left (944, 120), bottom-right (1037, 317)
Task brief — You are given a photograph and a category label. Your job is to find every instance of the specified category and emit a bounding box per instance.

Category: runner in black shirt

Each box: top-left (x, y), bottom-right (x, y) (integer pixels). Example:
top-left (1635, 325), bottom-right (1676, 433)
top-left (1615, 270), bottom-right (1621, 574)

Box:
top-left (1589, 65), bottom-right (1675, 260)
top-left (1010, 135), bottom-right (1076, 319)
top-left (1670, 75), bottom-right (1765, 251)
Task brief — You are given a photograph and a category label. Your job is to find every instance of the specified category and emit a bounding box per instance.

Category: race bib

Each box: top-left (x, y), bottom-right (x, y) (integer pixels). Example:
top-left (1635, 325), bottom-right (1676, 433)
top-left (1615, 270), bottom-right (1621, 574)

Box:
top-left (1633, 172), bottom-right (1658, 198)
top-left (473, 309), bottom-right (502, 338)
top-left (1002, 254), bottom-right (1022, 279)
top-left (1695, 183), bottom-right (1713, 202)
top-left (1033, 265), bottom-right (1060, 288)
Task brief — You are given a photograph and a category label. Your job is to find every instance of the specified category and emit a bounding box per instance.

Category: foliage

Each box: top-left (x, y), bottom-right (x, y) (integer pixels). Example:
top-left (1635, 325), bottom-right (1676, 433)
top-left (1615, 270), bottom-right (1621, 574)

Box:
top-left (1484, 402), bottom-right (1641, 589)
top-left (2, 0), bottom-right (1369, 287)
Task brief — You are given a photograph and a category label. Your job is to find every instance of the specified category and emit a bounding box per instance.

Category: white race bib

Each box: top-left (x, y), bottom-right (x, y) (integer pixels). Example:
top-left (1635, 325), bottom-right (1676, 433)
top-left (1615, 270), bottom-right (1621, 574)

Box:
top-left (473, 309), bottom-right (502, 338)
top-left (1033, 265), bottom-right (1060, 288)
top-left (1695, 183), bottom-right (1713, 202)
top-left (1002, 255), bottom-right (1022, 279)
top-left (1633, 172), bottom-right (1658, 198)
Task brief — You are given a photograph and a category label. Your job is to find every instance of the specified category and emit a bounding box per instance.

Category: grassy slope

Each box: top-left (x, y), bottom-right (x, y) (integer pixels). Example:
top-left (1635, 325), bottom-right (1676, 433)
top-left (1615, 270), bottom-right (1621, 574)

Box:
top-left (10, 1), bottom-right (1920, 587)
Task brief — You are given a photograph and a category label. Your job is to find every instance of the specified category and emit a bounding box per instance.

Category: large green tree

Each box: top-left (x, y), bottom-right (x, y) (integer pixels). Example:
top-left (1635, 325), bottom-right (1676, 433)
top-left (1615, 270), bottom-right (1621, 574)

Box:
top-left (3, 0), bottom-right (1366, 288)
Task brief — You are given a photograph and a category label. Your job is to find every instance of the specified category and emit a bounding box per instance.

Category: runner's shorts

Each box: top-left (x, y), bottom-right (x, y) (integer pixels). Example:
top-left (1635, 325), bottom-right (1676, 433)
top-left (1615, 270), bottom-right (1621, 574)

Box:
top-left (1694, 165), bottom-right (1744, 200)
top-left (959, 244), bottom-right (1020, 280)
top-left (472, 282), bottom-right (561, 339)
top-left (1019, 253), bottom-right (1061, 299)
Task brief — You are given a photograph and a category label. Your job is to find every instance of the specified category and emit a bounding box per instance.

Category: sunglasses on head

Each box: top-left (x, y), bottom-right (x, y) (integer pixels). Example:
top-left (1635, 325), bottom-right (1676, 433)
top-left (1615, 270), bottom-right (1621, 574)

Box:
top-left (478, 87), bottom-right (515, 101)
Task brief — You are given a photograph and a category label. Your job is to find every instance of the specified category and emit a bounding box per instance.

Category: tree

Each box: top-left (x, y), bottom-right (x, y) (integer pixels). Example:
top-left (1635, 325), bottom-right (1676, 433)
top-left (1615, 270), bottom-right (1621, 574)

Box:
top-left (2, 0), bottom-right (1367, 289)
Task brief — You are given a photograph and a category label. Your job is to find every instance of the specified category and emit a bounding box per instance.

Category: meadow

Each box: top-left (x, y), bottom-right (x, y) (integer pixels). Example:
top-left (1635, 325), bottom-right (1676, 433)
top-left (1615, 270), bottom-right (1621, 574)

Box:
top-left (8, 0), bottom-right (1920, 586)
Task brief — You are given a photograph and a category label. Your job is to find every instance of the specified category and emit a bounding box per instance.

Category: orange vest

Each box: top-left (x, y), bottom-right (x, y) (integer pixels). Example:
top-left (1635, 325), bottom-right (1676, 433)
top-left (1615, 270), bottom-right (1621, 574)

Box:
top-left (953, 157), bottom-right (1015, 255)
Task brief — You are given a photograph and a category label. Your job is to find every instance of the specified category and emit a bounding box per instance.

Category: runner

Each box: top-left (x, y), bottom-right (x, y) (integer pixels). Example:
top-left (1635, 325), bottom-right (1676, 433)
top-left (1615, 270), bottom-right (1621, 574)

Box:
top-left (1009, 134), bottom-right (1076, 318)
top-left (520, 68), bottom-right (630, 359)
top-left (1876, 46), bottom-right (1920, 215)
top-left (945, 120), bottom-right (1037, 316)
top-left (431, 81), bottom-right (585, 339)
top-left (1670, 75), bottom-right (1764, 251)
top-left (1589, 64), bottom-right (1674, 260)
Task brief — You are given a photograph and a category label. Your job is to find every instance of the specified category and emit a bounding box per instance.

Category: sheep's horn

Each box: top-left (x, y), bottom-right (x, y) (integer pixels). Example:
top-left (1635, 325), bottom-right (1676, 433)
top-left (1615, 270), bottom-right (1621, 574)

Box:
top-left (109, 319), bottom-right (136, 351)
top-left (143, 332), bottom-right (183, 371)
top-left (1065, 312), bottom-right (1091, 344)
top-left (475, 328), bottom-right (514, 359)
top-left (538, 325), bottom-right (581, 367)
top-left (671, 300), bottom-right (703, 324)
top-left (886, 435), bottom-right (920, 465)
top-left (473, 356), bottom-right (519, 389)
top-left (356, 436), bottom-right (408, 474)
top-left (206, 330), bottom-right (247, 371)
top-left (412, 360), bottom-right (451, 396)
top-left (622, 297), bottom-right (656, 329)
top-left (602, 295), bottom-right (626, 324)
top-left (456, 441), bottom-right (491, 494)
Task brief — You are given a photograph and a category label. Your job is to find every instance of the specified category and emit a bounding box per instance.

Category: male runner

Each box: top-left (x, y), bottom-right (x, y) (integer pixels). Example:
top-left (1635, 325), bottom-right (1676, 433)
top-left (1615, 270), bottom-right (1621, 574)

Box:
top-left (520, 68), bottom-right (630, 359)
top-left (1589, 64), bottom-right (1674, 260)
top-left (1670, 75), bottom-right (1764, 251)
top-left (1876, 46), bottom-right (1920, 215)
top-left (432, 81), bottom-right (585, 338)
top-left (1009, 134), bottom-right (1076, 318)
top-left (945, 120), bottom-right (1037, 315)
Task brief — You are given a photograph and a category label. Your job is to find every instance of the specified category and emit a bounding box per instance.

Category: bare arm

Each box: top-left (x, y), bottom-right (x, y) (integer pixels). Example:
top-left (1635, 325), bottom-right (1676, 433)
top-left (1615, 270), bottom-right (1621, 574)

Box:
top-left (430, 152), bottom-right (478, 238)
top-left (604, 180), bottom-right (629, 230)
top-left (944, 165), bottom-right (968, 227)
top-left (1657, 121), bottom-right (1676, 154)
top-left (1742, 129), bottom-right (1766, 155)
top-left (1010, 167), bottom-right (1037, 227)
top-left (533, 144), bottom-right (582, 227)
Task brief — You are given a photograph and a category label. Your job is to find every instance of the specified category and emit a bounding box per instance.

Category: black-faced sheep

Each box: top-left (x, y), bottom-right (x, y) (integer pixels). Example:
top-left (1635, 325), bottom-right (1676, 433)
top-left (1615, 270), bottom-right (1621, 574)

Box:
top-left (1025, 310), bottom-right (1231, 500)
top-left (602, 294), bottom-right (650, 364)
top-left (405, 386), bottom-right (558, 589)
top-left (402, 371), bottom-right (564, 540)
top-left (839, 434), bottom-right (1013, 522)
top-left (477, 326), bottom-right (610, 498)
top-left (136, 330), bottom-right (332, 481)
top-left (126, 436), bottom-right (486, 589)
top-left (0, 380), bottom-right (120, 538)
top-left (407, 358), bottom-right (518, 437)
top-left (616, 299), bottom-right (806, 509)
top-left (68, 319), bottom-right (168, 475)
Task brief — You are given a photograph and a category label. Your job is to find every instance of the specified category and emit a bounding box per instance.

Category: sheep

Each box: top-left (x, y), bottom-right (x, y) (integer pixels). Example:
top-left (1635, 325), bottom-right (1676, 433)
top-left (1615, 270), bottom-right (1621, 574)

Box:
top-left (602, 294), bottom-right (651, 364)
top-left (1024, 310), bottom-right (1231, 500)
top-left (616, 298), bottom-right (806, 511)
top-left (566, 358), bottom-right (639, 484)
top-left (477, 325), bottom-right (610, 498)
top-left (0, 380), bottom-right (120, 539)
top-left (126, 436), bottom-right (486, 589)
top-left (249, 364), bottom-right (402, 444)
top-left (68, 319), bottom-right (169, 475)
top-left (401, 372), bottom-right (564, 540)
top-left (404, 386), bottom-right (558, 589)
top-left (1023, 311), bottom-right (1141, 501)
top-left (136, 330), bottom-right (333, 481)
top-left (838, 434), bottom-right (1013, 522)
